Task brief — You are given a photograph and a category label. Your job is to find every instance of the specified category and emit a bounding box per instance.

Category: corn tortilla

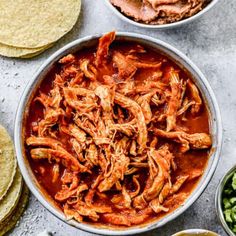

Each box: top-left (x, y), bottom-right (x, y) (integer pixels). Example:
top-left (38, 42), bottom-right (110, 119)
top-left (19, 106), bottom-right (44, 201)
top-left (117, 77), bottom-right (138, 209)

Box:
top-left (19, 43), bottom-right (53, 59)
top-left (0, 43), bottom-right (53, 58)
top-left (0, 168), bottom-right (23, 222)
top-left (19, 49), bottom-right (49, 59)
top-left (0, 125), bottom-right (17, 201)
top-left (0, 0), bottom-right (81, 48)
top-left (0, 184), bottom-right (29, 236)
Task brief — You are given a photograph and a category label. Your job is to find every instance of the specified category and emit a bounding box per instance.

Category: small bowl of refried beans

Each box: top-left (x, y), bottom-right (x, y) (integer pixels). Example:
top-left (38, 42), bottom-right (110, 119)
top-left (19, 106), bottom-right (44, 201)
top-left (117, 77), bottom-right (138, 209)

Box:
top-left (105, 0), bottom-right (219, 29)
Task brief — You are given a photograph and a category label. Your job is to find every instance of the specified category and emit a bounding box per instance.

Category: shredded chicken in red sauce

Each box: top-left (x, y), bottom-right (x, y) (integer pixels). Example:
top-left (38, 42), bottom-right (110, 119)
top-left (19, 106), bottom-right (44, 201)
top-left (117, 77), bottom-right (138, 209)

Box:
top-left (25, 32), bottom-right (212, 227)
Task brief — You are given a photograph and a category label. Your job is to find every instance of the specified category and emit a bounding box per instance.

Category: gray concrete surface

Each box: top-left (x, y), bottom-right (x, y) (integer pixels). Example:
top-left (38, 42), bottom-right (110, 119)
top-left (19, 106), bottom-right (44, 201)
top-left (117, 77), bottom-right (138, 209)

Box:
top-left (0, 0), bottom-right (234, 235)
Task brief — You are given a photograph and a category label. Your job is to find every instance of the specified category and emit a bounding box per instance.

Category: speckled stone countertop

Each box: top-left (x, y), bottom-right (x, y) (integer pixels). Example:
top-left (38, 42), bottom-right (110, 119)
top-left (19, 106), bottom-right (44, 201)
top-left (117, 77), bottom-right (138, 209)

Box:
top-left (1, 0), bottom-right (235, 235)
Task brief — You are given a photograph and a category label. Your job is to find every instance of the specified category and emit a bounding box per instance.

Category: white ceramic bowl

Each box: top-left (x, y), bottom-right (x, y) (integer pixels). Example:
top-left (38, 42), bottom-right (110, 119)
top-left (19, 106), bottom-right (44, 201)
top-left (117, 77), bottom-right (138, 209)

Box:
top-left (172, 229), bottom-right (219, 236)
top-left (104, 0), bottom-right (219, 29)
top-left (216, 165), bottom-right (236, 236)
top-left (15, 32), bottom-right (222, 235)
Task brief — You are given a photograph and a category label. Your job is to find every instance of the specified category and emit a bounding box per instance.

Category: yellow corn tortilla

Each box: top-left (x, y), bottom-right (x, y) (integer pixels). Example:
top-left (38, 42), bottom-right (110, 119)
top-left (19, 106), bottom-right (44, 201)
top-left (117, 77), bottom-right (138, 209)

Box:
top-left (0, 184), bottom-right (29, 236)
top-left (0, 0), bottom-right (81, 48)
top-left (0, 125), bottom-right (17, 200)
top-left (0, 168), bottom-right (23, 222)
top-left (0, 43), bottom-right (53, 58)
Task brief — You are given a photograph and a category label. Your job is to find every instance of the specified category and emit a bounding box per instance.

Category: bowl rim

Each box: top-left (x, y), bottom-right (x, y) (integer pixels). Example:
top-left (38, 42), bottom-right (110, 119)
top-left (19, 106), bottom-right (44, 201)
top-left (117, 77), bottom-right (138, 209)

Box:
top-left (104, 0), bottom-right (219, 29)
top-left (172, 228), bottom-right (219, 236)
top-left (14, 32), bottom-right (223, 235)
top-left (215, 165), bottom-right (236, 236)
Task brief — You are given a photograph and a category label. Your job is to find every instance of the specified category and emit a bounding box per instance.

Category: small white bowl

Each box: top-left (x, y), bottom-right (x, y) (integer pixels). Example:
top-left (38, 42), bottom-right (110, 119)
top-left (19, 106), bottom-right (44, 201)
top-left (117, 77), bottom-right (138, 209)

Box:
top-left (104, 0), bottom-right (219, 29)
top-left (172, 229), bottom-right (219, 236)
top-left (216, 165), bottom-right (236, 236)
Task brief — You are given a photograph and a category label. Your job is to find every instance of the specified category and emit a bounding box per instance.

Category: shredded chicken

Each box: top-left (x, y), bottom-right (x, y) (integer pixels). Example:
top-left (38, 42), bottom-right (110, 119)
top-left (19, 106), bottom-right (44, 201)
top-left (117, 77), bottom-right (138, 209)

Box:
top-left (95, 31), bottom-right (115, 67)
top-left (153, 128), bottom-right (212, 153)
top-left (26, 32), bottom-right (212, 227)
top-left (166, 69), bottom-right (182, 131)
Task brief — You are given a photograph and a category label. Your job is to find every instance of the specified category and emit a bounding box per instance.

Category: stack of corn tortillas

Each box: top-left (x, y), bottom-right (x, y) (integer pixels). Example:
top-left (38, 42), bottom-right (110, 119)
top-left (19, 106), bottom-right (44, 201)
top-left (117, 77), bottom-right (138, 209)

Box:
top-left (0, 125), bottom-right (29, 235)
top-left (0, 0), bottom-right (81, 58)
